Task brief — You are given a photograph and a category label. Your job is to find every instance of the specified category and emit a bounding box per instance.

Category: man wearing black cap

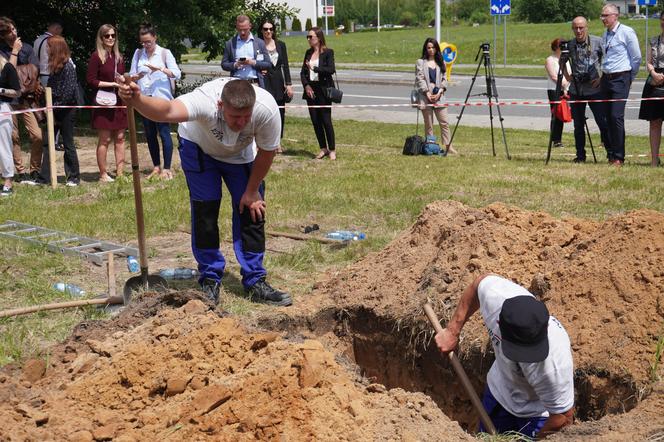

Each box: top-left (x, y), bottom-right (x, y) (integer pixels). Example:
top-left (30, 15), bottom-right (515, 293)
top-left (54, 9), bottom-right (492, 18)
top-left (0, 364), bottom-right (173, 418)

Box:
top-left (434, 274), bottom-right (574, 439)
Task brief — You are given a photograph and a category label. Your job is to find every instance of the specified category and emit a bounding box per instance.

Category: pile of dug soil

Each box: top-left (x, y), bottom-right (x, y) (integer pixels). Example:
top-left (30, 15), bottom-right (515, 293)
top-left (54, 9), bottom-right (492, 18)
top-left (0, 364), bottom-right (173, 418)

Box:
top-left (306, 200), bottom-right (664, 437)
top-left (0, 294), bottom-right (471, 441)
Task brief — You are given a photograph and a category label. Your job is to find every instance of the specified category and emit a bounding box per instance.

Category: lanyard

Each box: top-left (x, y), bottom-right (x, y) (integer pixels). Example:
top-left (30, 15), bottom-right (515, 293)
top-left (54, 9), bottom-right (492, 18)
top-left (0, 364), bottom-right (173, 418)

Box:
top-left (603, 23), bottom-right (621, 55)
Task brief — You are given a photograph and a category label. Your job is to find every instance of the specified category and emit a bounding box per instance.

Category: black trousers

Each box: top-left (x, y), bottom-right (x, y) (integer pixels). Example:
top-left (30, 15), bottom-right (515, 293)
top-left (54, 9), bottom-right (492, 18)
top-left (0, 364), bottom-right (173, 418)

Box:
top-left (40, 108), bottom-right (80, 182)
top-left (570, 91), bottom-right (609, 160)
top-left (306, 82), bottom-right (335, 151)
top-left (600, 71), bottom-right (631, 161)
top-left (547, 89), bottom-right (564, 143)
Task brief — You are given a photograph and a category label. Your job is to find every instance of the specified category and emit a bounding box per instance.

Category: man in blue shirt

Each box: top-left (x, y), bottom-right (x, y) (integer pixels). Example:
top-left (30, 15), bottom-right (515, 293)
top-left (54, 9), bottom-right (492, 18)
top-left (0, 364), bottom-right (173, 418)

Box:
top-left (599, 4), bottom-right (641, 166)
top-left (221, 15), bottom-right (270, 88)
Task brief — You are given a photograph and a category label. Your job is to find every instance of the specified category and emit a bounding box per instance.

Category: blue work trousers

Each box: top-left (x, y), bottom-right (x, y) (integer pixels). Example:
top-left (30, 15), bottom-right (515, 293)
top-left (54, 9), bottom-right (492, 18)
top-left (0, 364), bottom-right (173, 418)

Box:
top-left (142, 117), bottom-right (173, 169)
top-left (178, 138), bottom-right (266, 289)
top-left (479, 387), bottom-right (547, 439)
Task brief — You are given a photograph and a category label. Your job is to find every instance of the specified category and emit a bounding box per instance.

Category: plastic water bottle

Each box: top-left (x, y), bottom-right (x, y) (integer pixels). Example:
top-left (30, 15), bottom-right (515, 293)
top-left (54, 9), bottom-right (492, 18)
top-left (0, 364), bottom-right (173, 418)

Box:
top-left (325, 230), bottom-right (367, 241)
top-left (53, 282), bottom-right (86, 298)
top-left (126, 255), bottom-right (140, 273)
top-left (158, 268), bottom-right (199, 280)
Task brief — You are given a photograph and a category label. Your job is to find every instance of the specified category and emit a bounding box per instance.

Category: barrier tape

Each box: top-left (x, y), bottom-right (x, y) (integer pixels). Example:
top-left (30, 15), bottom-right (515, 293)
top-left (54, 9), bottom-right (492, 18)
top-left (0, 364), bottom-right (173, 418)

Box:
top-left (3, 96), bottom-right (664, 117)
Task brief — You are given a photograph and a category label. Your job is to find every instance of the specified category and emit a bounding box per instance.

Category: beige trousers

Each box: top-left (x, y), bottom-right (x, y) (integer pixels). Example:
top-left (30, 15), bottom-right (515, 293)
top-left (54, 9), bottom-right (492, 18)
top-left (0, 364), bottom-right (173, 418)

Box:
top-left (11, 104), bottom-right (43, 174)
top-left (421, 105), bottom-right (450, 147)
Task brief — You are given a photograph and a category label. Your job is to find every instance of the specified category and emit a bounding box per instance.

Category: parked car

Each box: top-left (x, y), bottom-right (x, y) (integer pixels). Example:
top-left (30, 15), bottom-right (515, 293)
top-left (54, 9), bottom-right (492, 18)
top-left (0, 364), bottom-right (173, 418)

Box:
top-left (630, 14), bottom-right (647, 19)
top-left (650, 12), bottom-right (661, 18)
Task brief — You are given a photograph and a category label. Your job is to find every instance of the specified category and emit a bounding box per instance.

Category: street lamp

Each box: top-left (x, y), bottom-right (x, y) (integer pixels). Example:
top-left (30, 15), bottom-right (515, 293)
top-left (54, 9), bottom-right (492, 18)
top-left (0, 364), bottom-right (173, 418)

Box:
top-left (377, 0), bottom-right (381, 32)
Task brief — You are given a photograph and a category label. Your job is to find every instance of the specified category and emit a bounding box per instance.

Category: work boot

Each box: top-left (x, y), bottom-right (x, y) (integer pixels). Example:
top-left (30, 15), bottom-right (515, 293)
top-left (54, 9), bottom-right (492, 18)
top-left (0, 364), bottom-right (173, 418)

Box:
top-left (245, 278), bottom-right (292, 306)
top-left (200, 278), bottom-right (221, 305)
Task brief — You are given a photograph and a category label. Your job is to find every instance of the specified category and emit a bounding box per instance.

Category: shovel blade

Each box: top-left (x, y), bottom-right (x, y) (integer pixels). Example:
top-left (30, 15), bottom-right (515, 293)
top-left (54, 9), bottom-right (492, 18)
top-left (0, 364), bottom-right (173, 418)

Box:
top-left (123, 274), bottom-right (169, 302)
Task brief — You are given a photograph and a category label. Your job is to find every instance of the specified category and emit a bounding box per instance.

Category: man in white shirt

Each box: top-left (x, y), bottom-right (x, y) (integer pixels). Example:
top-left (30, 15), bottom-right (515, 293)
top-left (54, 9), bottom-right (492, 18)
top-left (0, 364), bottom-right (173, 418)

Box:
top-left (118, 77), bottom-right (291, 307)
top-left (34, 19), bottom-right (63, 87)
top-left (435, 274), bottom-right (575, 439)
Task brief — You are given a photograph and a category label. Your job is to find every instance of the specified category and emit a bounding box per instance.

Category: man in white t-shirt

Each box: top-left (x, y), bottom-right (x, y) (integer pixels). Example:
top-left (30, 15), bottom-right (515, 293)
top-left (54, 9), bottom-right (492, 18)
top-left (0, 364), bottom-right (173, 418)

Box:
top-left (118, 77), bottom-right (291, 307)
top-left (434, 274), bottom-right (574, 439)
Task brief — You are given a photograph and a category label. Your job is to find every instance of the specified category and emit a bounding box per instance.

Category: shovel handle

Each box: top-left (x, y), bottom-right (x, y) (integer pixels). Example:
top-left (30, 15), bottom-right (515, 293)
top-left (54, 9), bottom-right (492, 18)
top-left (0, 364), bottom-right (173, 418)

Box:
top-left (0, 296), bottom-right (124, 318)
top-left (423, 303), bottom-right (497, 435)
top-left (123, 80), bottom-right (148, 276)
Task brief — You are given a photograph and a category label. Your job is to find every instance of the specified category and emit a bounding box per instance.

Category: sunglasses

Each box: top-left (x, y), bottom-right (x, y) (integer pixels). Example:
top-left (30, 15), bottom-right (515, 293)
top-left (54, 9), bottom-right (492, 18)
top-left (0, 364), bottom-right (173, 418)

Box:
top-left (262, 27), bottom-right (273, 32)
top-left (600, 13), bottom-right (616, 18)
top-left (103, 33), bottom-right (116, 39)
top-left (307, 35), bottom-right (314, 40)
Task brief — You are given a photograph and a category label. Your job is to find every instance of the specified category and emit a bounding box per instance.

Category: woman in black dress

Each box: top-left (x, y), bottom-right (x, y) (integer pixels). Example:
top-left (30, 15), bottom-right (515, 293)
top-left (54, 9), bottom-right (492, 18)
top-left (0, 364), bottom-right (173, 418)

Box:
top-left (301, 27), bottom-right (337, 160)
top-left (639, 15), bottom-right (664, 167)
top-left (260, 20), bottom-right (292, 153)
top-left (39, 36), bottom-right (80, 186)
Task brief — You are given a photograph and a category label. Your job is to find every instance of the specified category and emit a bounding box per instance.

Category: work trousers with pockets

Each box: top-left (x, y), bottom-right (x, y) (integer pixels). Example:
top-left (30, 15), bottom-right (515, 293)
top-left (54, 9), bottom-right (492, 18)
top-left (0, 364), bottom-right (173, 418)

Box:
top-left (479, 387), bottom-right (548, 439)
top-left (570, 91), bottom-right (609, 160)
top-left (178, 137), bottom-right (267, 289)
top-left (600, 71), bottom-right (631, 161)
top-left (11, 104), bottom-right (43, 174)
top-left (40, 108), bottom-right (80, 183)
top-left (142, 117), bottom-right (173, 170)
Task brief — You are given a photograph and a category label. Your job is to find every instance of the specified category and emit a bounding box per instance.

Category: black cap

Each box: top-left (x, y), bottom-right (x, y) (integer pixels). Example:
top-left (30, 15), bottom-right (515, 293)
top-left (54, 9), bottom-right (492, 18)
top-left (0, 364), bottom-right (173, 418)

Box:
top-left (499, 296), bottom-right (550, 363)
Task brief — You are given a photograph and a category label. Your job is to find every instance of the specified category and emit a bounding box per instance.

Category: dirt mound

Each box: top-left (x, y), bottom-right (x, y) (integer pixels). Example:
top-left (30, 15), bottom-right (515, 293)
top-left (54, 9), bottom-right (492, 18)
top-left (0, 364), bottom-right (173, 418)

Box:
top-left (315, 200), bottom-right (664, 387)
top-left (300, 201), bottom-right (664, 435)
top-left (0, 295), bottom-right (470, 441)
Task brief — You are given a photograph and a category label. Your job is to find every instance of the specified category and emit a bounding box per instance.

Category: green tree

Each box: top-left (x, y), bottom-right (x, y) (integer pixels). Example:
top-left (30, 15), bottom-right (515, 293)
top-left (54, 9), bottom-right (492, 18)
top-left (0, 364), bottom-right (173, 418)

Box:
top-left (306, 18), bottom-right (313, 30)
top-left (293, 17), bottom-right (303, 31)
top-left (3, 0), bottom-right (296, 76)
top-left (317, 17), bottom-right (324, 28)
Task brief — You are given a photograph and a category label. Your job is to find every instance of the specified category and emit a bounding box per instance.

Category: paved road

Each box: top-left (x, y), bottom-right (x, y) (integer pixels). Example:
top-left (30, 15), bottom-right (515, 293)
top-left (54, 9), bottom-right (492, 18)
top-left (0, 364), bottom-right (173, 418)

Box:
top-left (180, 63), bottom-right (648, 136)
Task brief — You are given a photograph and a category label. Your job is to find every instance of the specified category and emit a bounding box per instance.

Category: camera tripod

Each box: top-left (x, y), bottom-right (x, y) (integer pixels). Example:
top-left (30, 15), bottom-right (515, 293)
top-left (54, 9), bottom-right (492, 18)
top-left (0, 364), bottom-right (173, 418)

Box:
top-left (449, 43), bottom-right (510, 159)
top-left (545, 48), bottom-right (598, 165)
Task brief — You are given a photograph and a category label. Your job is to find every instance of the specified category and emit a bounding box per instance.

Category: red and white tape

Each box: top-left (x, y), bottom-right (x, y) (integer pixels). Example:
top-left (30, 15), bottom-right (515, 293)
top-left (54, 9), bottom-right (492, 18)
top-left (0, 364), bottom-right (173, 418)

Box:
top-left (2, 96), bottom-right (664, 117)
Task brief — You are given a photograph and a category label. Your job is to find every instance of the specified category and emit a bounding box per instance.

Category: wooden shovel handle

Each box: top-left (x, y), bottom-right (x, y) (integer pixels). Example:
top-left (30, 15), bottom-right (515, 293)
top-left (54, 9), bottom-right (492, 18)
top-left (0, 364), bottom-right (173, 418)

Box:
top-left (423, 303), bottom-right (497, 435)
top-left (0, 296), bottom-right (124, 318)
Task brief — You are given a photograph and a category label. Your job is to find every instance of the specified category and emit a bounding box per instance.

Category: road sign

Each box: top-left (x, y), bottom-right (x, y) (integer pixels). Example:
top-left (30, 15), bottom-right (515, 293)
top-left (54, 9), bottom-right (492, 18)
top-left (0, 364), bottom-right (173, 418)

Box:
top-left (490, 0), bottom-right (511, 15)
top-left (638, 0), bottom-right (656, 6)
top-left (441, 44), bottom-right (457, 64)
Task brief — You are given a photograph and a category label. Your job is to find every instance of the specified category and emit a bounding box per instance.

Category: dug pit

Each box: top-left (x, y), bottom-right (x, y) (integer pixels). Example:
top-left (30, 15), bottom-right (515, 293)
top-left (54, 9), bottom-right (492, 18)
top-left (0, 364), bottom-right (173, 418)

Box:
top-left (260, 200), bottom-right (664, 437)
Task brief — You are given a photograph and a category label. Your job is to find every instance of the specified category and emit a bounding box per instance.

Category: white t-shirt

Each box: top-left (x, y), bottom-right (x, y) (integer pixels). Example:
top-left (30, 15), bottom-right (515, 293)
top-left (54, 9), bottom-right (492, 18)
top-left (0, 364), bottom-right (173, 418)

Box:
top-left (478, 275), bottom-right (574, 418)
top-left (176, 78), bottom-right (281, 164)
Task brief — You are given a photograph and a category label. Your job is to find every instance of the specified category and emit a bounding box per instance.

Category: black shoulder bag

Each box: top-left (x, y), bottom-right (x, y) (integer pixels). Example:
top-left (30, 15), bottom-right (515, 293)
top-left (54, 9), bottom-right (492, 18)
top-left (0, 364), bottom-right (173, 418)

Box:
top-left (325, 71), bottom-right (343, 103)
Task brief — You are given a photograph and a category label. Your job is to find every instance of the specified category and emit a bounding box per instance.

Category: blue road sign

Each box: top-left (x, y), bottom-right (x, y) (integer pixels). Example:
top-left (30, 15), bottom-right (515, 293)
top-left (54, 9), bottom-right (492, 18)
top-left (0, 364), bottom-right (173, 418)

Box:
top-left (490, 0), bottom-right (511, 15)
top-left (638, 0), bottom-right (656, 6)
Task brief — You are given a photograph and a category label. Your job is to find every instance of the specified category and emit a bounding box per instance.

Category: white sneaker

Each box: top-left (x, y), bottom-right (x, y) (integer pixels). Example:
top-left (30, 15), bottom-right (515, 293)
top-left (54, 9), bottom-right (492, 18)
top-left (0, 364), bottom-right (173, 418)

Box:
top-left (99, 174), bottom-right (115, 183)
top-left (66, 180), bottom-right (79, 187)
top-left (0, 185), bottom-right (13, 196)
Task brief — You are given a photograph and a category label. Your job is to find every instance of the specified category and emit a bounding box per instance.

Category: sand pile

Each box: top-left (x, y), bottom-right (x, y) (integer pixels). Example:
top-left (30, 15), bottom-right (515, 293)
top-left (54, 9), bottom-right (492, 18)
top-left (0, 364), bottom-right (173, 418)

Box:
top-left (0, 295), bottom-right (471, 441)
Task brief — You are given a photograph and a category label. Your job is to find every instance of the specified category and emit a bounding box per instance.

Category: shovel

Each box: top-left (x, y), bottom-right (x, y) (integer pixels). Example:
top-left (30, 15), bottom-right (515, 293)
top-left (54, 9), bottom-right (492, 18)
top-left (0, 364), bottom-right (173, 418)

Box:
top-left (423, 302), bottom-right (497, 435)
top-left (122, 92), bottom-right (168, 300)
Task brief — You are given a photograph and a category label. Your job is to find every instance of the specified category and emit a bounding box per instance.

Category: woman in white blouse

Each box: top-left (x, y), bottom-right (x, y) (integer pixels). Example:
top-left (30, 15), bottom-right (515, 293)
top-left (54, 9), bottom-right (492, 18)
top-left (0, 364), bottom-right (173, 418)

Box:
top-left (130, 22), bottom-right (181, 179)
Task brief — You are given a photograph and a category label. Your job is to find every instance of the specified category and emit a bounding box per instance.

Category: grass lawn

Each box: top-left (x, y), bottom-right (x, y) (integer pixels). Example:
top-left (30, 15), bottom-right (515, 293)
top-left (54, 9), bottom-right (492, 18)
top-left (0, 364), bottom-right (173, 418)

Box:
top-left (185, 19), bottom-right (660, 69)
top-left (1, 116), bottom-right (662, 365)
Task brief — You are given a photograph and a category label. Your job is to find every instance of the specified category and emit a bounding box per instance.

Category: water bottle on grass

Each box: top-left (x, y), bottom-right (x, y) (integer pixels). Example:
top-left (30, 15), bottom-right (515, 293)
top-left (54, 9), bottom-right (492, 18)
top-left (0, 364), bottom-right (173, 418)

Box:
top-left (325, 230), bottom-right (366, 241)
top-left (159, 268), bottom-right (199, 280)
top-left (126, 256), bottom-right (140, 273)
top-left (53, 283), bottom-right (86, 298)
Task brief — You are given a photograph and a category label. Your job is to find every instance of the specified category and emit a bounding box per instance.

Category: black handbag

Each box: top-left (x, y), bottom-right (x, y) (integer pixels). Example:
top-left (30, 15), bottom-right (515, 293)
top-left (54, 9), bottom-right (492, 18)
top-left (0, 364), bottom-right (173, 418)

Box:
top-left (403, 135), bottom-right (424, 155)
top-left (647, 68), bottom-right (664, 98)
top-left (403, 108), bottom-right (424, 155)
top-left (325, 72), bottom-right (343, 103)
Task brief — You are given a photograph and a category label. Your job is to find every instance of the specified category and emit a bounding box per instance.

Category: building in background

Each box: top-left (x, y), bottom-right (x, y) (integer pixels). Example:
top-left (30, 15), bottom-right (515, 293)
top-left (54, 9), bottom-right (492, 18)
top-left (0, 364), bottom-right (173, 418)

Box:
top-left (284, 0), bottom-right (335, 31)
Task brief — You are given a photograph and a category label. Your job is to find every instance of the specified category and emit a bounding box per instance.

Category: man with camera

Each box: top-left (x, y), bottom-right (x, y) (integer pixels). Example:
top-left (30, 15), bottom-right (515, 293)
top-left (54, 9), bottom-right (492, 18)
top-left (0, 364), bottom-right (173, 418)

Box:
top-left (565, 16), bottom-right (609, 163)
top-left (599, 4), bottom-right (641, 166)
